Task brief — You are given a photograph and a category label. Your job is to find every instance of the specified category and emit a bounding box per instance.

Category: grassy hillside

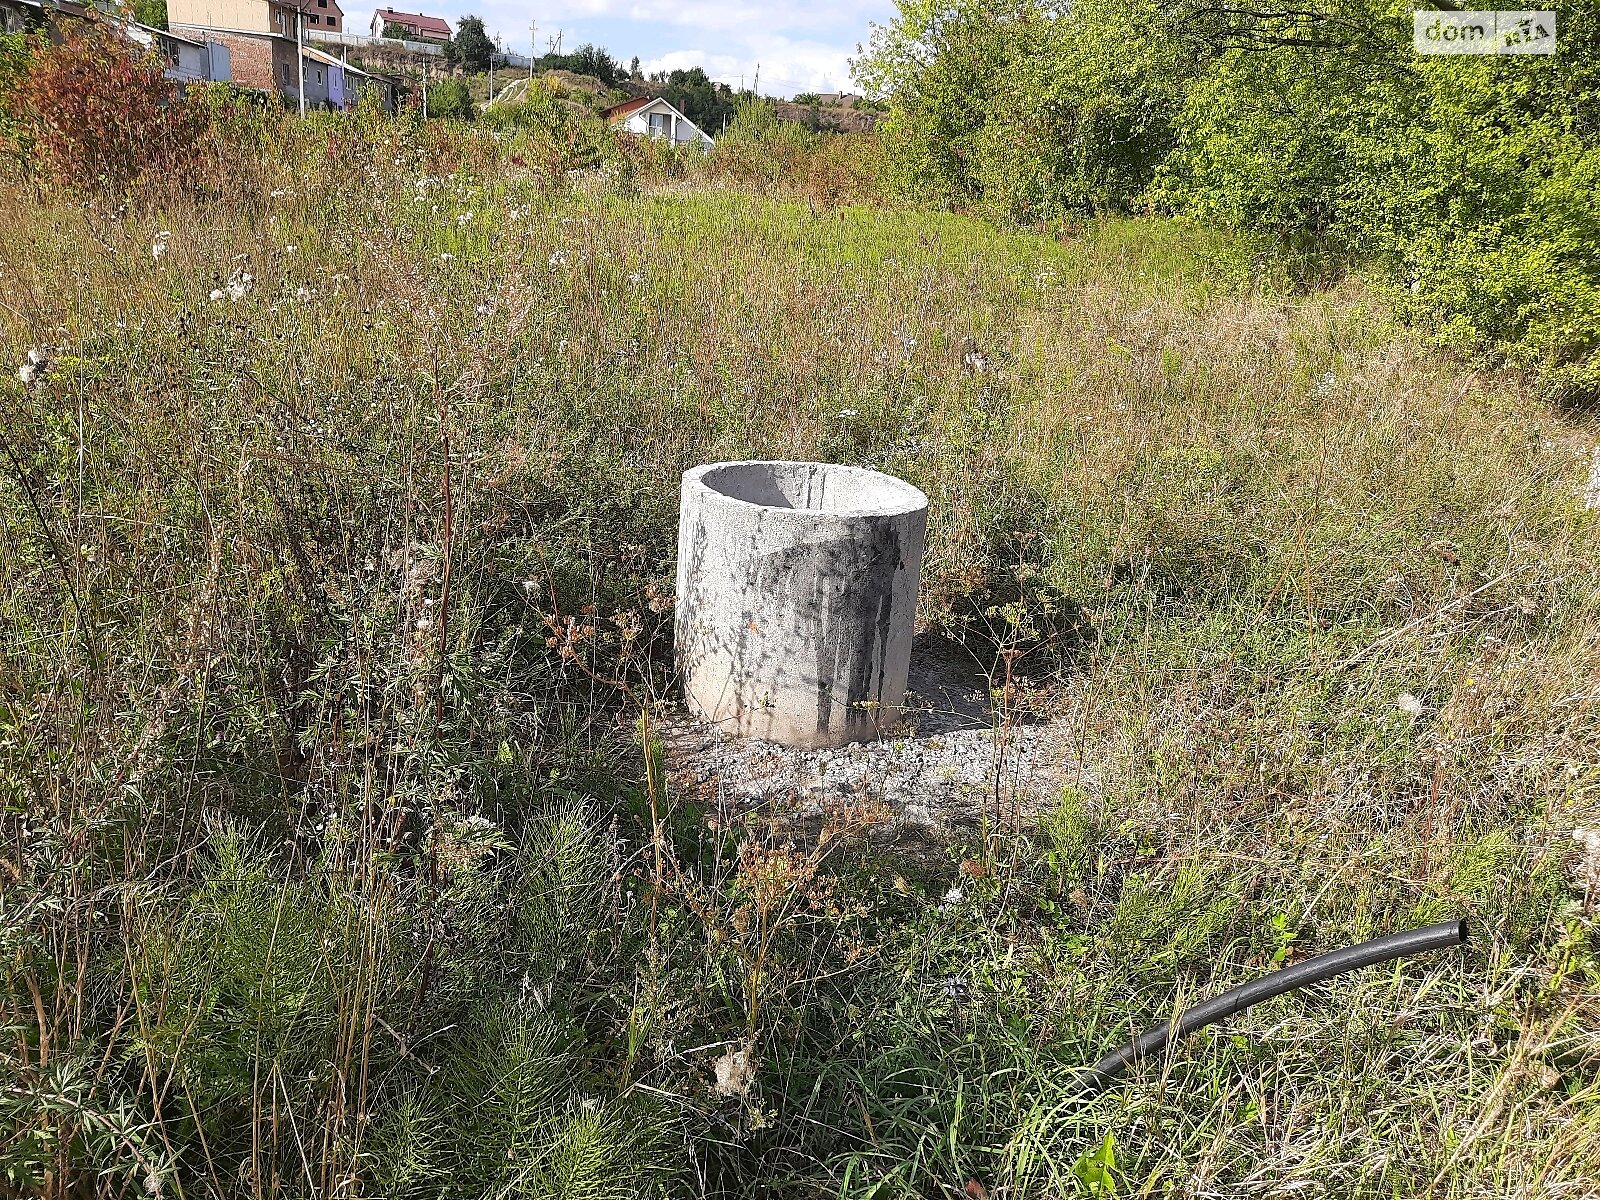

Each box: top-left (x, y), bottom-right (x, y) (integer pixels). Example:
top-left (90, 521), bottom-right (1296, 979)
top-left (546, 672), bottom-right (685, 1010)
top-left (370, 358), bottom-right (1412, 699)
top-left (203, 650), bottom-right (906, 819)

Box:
top-left (2, 117), bottom-right (1599, 1197)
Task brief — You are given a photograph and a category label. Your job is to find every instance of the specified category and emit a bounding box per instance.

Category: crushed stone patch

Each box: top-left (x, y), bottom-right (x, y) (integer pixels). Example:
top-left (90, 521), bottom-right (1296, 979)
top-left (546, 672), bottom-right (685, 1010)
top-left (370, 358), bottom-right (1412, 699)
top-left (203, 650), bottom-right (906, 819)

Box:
top-left (660, 640), bottom-right (1076, 838)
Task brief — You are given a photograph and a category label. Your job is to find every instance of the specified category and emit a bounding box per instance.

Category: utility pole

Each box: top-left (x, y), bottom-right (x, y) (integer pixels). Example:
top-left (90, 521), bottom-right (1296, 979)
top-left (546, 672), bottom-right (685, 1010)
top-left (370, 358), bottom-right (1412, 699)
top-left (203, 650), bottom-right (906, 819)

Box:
top-left (753, 63), bottom-right (759, 95)
top-left (529, 20), bottom-right (535, 81)
top-left (296, 5), bottom-right (306, 117)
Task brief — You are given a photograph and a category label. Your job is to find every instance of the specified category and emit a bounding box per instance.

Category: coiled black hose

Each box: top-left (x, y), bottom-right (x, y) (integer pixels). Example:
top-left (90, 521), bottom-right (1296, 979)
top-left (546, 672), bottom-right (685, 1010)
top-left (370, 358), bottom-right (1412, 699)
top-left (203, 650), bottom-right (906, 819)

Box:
top-left (1081, 919), bottom-right (1469, 1087)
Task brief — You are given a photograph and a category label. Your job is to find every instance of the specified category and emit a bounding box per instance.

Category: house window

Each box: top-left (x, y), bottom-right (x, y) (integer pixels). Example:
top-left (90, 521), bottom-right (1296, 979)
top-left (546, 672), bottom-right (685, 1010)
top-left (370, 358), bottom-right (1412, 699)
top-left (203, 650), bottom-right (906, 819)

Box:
top-left (327, 17), bottom-right (336, 27)
top-left (647, 112), bottom-right (668, 137)
top-left (317, 0), bottom-right (326, 7)
top-left (309, 14), bottom-right (318, 22)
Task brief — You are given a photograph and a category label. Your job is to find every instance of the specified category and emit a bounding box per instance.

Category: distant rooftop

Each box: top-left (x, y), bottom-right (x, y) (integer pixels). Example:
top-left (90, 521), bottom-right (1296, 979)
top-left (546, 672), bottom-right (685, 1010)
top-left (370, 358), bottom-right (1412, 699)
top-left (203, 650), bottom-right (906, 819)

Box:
top-left (372, 7), bottom-right (450, 38)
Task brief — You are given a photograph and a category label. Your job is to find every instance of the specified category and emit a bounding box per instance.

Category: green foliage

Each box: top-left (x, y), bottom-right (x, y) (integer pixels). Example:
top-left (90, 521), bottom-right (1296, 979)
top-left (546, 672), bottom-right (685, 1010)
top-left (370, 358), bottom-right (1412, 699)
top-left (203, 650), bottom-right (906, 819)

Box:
top-left (426, 76), bottom-right (475, 120)
top-left (534, 42), bottom-right (622, 88)
top-left (859, 0), bottom-right (1600, 396)
top-left (132, 0), bottom-right (168, 29)
top-left (0, 1060), bottom-right (169, 1194)
top-left (450, 14), bottom-right (494, 73)
top-left (856, 0), bottom-right (1189, 219)
top-left (0, 32), bottom-right (30, 160)
top-left (660, 65), bottom-right (738, 133)
top-left (1072, 1132), bottom-right (1118, 1196)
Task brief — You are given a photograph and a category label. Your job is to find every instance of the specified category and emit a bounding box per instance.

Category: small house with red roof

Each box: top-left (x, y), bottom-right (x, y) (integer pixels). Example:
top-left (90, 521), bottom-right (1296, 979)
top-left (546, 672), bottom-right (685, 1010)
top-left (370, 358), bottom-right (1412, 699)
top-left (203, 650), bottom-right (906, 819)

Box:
top-left (602, 96), bottom-right (714, 147)
top-left (370, 7), bottom-right (450, 42)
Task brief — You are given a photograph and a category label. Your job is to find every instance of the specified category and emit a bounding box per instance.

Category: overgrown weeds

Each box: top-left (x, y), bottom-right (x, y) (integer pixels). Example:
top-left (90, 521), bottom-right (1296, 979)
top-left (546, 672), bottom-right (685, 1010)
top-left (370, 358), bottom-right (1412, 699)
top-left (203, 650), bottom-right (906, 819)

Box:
top-left (1, 113), bottom-right (1597, 1197)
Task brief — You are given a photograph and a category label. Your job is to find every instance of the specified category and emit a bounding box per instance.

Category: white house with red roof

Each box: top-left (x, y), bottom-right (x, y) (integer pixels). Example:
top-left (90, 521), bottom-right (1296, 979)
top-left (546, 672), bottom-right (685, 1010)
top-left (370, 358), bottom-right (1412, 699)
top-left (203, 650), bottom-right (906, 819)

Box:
top-left (370, 7), bottom-right (450, 42)
top-left (602, 96), bottom-right (714, 147)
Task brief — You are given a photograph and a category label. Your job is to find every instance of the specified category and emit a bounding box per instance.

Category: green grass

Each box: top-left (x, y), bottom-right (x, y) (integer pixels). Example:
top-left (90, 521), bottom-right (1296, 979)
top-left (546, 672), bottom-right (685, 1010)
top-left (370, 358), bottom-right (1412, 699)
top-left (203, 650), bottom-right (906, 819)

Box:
top-left (2, 117), bottom-right (1598, 1197)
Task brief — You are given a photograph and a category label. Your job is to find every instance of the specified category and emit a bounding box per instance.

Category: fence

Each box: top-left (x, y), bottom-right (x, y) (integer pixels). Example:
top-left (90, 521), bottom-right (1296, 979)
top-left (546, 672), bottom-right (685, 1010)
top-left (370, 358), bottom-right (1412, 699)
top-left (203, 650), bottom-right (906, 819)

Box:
top-left (306, 31), bottom-right (535, 70)
top-left (307, 30), bottom-right (444, 57)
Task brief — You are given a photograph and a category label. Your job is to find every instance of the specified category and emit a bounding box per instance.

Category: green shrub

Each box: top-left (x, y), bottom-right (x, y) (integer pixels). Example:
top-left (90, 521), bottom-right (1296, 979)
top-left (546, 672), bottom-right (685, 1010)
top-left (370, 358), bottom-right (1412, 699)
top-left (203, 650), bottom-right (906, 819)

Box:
top-left (863, 0), bottom-right (1600, 394)
top-left (426, 77), bottom-right (476, 120)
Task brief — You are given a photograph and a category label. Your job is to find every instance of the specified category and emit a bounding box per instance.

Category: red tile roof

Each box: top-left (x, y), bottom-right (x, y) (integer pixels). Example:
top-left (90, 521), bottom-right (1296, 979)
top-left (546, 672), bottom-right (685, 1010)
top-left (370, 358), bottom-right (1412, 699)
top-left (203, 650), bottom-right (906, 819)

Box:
top-left (373, 7), bottom-right (450, 37)
top-left (601, 96), bottom-right (654, 123)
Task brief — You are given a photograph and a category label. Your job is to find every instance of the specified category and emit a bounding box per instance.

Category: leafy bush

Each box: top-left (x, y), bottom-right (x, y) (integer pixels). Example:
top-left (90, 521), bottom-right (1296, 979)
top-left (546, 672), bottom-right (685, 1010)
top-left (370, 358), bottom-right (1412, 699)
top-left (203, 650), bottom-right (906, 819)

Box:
top-left (0, 32), bottom-right (30, 169)
top-left (534, 42), bottom-right (623, 89)
top-left (856, 0), bottom-right (1189, 220)
top-left (860, 0), bottom-right (1600, 395)
top-left (4, 26), bottom-right (204, 195)
top-left (426, 77), bottom-right (476, 120)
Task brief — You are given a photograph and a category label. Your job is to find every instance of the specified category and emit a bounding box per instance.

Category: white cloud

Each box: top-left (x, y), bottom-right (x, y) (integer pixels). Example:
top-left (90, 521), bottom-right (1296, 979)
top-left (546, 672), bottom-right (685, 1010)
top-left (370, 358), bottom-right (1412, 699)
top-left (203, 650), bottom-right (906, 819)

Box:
top-left (642, 36), bottom-right (860, 95)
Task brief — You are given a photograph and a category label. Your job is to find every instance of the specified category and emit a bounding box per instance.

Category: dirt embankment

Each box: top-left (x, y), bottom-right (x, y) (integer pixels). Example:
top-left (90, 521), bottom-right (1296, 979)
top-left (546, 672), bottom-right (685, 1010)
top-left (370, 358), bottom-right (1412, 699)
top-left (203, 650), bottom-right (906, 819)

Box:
top-left (770, 101), bottom-right (881, 133)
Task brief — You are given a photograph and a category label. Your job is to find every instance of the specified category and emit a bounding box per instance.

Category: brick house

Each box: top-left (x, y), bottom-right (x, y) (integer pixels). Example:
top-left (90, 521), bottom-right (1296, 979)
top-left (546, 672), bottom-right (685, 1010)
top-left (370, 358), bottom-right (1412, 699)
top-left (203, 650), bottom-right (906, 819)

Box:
top-left (167, 0), bottom-right (388, 108)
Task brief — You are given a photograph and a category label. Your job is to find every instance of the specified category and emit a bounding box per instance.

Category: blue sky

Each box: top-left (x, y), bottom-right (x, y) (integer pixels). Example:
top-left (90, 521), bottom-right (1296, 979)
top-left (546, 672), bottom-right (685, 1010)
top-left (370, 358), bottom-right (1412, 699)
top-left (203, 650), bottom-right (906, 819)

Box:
top-left (348, 2), bottom-right (897, 97)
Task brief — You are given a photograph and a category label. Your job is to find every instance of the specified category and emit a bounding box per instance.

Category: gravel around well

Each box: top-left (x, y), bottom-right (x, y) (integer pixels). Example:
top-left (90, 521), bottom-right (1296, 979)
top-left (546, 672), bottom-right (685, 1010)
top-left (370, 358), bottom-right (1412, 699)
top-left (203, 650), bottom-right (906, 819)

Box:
top-left (661, 639), bottom-right (1075, 837)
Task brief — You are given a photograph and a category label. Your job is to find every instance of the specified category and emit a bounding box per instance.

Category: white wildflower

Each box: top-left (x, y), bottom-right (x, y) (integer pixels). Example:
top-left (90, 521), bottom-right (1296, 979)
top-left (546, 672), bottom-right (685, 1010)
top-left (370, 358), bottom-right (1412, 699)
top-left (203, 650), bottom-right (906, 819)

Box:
top-left (209, 288), bottom-right (225, 302)
top-left (712, 1047), bottom-right (755, 1097)
top-left (457, 212), bottom-right (473, 225)
top-left (837, 408), bottom-right (859, 419)
top-left (296, 286), bottom-right (312, 301)
top-left (439, 252), bottom-right (455, 262)
top-left (151, 232), bottom-right (169, 260)
top-left (27, 348), bottom-right (45, 365)
top-left (225, 272), bottom-right (254, 302)
top-left (627, 271), bottom-right (643, 285)
top-left (549, 249), bottom-right (568, 268)
top-left (1396, 692), bottom-right (1427, 717)
top-left (18, 363), bottom-right (37, 384)
top-left (415, 618), bottom-right (432, 631)
top-left (285, 244), bottom-right (298, 254)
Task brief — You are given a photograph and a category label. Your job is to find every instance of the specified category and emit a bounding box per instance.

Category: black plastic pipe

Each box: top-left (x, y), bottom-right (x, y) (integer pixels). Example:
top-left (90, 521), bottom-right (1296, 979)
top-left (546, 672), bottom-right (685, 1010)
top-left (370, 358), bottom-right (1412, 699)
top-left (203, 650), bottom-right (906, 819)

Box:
top-left (1081, 919), bottom-right (1469, 1087)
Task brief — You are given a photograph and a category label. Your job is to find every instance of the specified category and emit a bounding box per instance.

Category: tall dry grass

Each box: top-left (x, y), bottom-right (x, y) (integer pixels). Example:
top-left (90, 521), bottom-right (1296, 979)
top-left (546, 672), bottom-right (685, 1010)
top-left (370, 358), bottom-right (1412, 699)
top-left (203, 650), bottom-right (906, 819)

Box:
top-left (1, 113), bottom-right (1597, 1196)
